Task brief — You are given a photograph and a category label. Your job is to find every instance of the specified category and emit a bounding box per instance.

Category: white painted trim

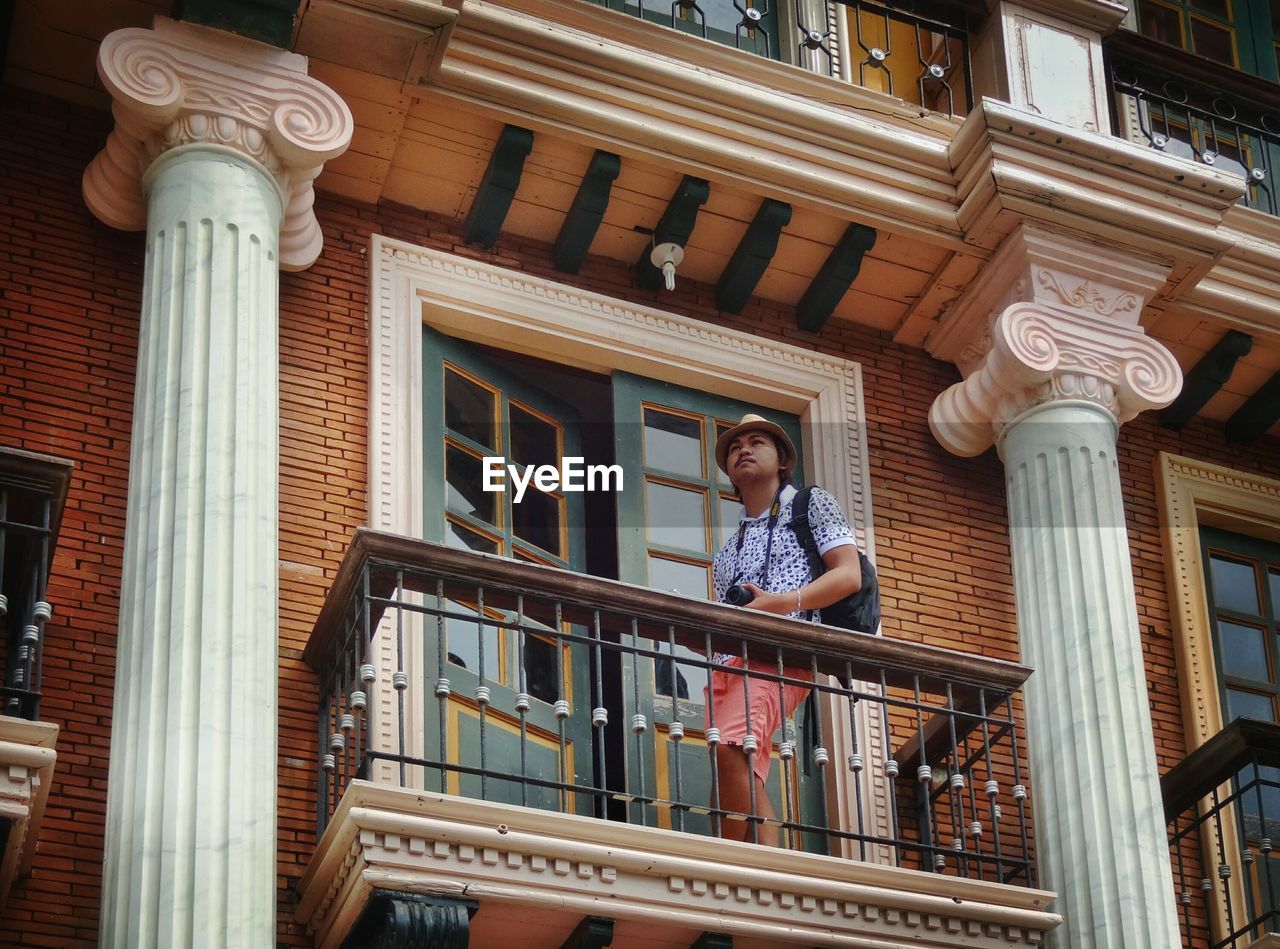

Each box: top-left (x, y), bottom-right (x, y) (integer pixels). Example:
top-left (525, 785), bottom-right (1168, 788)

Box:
top-left (367, 233), bottom-right (891, 860)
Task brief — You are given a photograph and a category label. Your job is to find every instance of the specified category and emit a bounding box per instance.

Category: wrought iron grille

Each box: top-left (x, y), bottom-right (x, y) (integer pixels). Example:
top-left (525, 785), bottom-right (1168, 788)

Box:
top-left (1164, 718), bottom-right (1280, 948)
top-left (309, 529), bottom-right (1035, 884)
top-left (816, 0), bottom-right (973, 116)
top-left (0, 447), bottom-right (72, 722)
top-left (1108, 49), bottom-right (1280, 216)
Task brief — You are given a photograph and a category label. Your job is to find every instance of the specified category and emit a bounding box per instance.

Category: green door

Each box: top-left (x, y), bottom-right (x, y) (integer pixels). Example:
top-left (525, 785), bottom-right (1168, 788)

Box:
top-left (422, 327), bottom-right (593, 816)
top-left (612, 372), bottom-right (827, 851)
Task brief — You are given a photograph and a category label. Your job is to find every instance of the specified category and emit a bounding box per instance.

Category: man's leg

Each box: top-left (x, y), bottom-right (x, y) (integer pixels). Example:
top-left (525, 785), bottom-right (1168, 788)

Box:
top-left (713, 745), bottom-right (779, 846)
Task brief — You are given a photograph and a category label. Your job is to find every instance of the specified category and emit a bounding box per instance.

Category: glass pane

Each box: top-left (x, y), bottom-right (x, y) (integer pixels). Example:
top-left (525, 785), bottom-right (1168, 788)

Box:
top-left (513, 489), bottom-right (562, 557)
top-left (644, 408), bottom-right (704, 477)
top-left (648, 555), bottom-right (710, 598)
top-left (446, 601), bottom-right (502, 680)
top-left (646, 481), bottom-right (709, 553)
top-left (715, 422), bottom-right (735, 487)
top-left (524, 635), bottom-right (560, 705)
top-left (1212, 554), bottom-right (1261, 614)
top-left (446, 444), bottom-right (497, 524)
top-left (654, 643), bottom-right (707, 701)
top-left (1219, 620), bottom-right (1270, 680)
top-left (1140, 1), bottom-right (1185, 46)
top-left (1269, 568), bottom-right (1279, 618)
top-left (446, 518), bottom-right (499, 555)
top-left (1226, 687), bottom-right (1276, 722)
top-left (718, 494), bottom-right (744, 549)
top-left (1191, 0), bottom-right (1229, 17)
top-left (444, 367), bottom-right (495, 448)
top-left (510, 403), bottom-right (558, 472)
top-left (1191, 18), bottom-right (1236, 64)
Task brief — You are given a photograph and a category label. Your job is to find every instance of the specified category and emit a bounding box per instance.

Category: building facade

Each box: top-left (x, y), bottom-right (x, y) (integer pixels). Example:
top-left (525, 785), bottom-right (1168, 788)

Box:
top-left (0, 0), bottom-right (1278, 946)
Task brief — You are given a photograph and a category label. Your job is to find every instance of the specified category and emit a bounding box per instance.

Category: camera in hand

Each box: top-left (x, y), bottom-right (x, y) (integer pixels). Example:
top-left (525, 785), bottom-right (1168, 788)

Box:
top-left (724, 584), bottom-right (755, 607)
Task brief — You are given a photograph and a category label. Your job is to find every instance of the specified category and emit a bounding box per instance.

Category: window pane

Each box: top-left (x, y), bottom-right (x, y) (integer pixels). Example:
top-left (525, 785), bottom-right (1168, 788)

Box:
top-left (524, 635), bottom-right (560, 705)
top-left (648, 555), bottom-right (710, 599)
top-left (1191, 18), bottom-right (1236, 64)
top-left (446, 444), bottom-right (497, 525)
top-left (513, 489), bottom-right (562, 557)
top-left (646, 481), bottom-right (709, 553)
top-left (644, 408), bottom-right (703, 477)
top-left (718, 494), bottom-right (744, 549)
top-left (1212, 554), bottom-right (1261, 614)
top-left (446, 518), bottom-right (499, 555)
top-left (1226, 687), bottom-right (1276, 722)
top-left (1219, 620), bottom-right (1271, 680)
top-left (446, 601), bottom-right (502, 680)
top-left (715, 421), bottom-right (735, 487)
top-left (510, 403), bottom-right (558, 472)
top-left (654, 643), bottom-right (706, 701)
top-left (1140, 1), bottom-right (1185, 45)
top-left (1270, 568), bottom-right (1279, 618)
top-left (1191, 0), bottom-right (1229, 17)
top-left (444, 367), bottom-right (495, 448)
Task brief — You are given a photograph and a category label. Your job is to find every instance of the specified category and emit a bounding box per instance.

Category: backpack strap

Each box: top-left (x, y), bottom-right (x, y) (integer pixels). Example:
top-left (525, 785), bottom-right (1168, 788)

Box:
top-left (787, 485), bottom-right (826, 582)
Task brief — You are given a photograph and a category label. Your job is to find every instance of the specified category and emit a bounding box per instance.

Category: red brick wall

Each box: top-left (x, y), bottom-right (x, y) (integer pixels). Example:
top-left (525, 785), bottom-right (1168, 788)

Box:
top-left (2, 84), bottom-right (1278, 945)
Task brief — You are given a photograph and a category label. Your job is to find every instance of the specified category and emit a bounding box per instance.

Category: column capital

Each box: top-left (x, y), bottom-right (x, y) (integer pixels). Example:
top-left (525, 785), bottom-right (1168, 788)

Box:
top-left (82, 17), bottom-right (353, 270)
top-left (927, 224), bottom-right (1183, 456)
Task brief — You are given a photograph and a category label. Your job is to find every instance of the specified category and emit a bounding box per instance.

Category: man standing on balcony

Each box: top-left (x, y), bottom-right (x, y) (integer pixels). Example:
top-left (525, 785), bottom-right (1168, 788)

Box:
top-left (709, 414), bottom-right (862, 845)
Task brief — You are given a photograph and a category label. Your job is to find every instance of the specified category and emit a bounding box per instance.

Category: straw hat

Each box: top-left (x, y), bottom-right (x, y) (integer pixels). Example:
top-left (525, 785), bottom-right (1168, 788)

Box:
top-left (714, 413), bottom-right (797, 475)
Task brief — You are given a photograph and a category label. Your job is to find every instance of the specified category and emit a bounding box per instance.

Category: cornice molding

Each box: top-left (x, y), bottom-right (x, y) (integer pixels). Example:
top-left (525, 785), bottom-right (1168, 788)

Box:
top-left (1178, 205), bottom-right (1280, 333)
top-left (951, 99), bottom-right (1244, 271)
top-left (297, 782), bottom-right (1061, 949)
top-left (82, 17), bottom-right (353, 270)
top-left (0, 719), bottom-right (59, 913)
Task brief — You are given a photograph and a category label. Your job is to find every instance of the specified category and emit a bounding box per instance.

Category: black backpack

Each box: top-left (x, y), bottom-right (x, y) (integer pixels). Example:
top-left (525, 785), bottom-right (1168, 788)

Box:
top-left (787, 485), bottom-right (881, 634)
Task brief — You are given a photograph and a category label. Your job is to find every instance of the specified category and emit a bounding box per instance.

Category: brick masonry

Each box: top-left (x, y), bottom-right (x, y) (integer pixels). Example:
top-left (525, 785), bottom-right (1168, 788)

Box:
top-left (0, 87), bottom-right (1277, 945)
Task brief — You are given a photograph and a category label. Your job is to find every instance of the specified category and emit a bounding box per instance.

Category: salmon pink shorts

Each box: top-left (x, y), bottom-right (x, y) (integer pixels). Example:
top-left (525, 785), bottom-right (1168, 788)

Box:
top-left (704, 656), bottom-right (812, 784)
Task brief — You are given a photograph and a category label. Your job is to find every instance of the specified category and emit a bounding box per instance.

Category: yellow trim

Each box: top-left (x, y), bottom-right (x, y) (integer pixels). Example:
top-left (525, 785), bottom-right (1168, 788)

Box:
top-left (1155, 451), bottom-right (1280, 942)
top-left (445, 697), bottom-right (576, 812)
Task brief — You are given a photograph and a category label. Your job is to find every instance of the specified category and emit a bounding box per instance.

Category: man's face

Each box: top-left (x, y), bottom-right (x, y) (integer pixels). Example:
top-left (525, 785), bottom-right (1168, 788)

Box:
top-left (726, 429), bottom-right (785, 488)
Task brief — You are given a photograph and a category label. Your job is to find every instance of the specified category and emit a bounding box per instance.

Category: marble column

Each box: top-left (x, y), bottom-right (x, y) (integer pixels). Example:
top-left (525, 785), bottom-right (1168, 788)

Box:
top-left (928, 224), bottom-right (1184, 948)
top-left (83, 18), bottom-right (351, 948)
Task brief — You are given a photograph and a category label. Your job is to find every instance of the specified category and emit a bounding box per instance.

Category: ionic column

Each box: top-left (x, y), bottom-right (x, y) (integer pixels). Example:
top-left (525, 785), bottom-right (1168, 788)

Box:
top-left (928, 224), bottom-right (1184, 948)
top-left (83, 18), bottom-right (351, 948)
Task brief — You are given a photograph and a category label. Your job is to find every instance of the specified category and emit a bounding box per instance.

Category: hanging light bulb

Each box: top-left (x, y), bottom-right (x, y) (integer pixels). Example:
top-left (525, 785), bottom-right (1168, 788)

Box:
top-left (650, 241), bottom-right (685, 291)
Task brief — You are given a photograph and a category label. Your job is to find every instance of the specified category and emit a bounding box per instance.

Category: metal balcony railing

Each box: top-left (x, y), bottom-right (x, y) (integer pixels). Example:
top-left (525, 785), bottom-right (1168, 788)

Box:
top-left (0, 447), bottom-right (72, 722)
top-left (1163, 717), bottom-right (1280, 948)
top-left (1107, 31), bottom-right (1280, 217)
top-left (307, 528), bottom-right (1036, 885)
top-left (586, 0), bottom-right (974, 116)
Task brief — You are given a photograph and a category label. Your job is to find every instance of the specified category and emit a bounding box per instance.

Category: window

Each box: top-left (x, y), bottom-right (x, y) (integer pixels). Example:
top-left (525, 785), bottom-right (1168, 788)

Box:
top-left (1137, 0), bottom-right (1280, 79)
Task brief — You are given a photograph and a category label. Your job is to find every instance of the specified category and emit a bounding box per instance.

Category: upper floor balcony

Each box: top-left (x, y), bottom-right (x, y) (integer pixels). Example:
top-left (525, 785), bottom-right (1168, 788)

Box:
top-left (0, 446), bottom-right (69, 912)
top-left (296, 529), bottom-right (1059, 947)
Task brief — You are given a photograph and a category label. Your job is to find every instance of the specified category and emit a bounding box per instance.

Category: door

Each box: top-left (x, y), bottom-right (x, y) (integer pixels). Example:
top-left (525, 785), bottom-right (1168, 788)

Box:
top-left (611, 371), bottom-right (827, 851)
top-left (421, 326), bottom-right (593, 815)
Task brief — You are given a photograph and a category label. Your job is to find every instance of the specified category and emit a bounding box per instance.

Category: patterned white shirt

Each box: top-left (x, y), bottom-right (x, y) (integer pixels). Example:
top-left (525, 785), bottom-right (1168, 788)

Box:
top-left (712, 484), bottom-right (856, 655)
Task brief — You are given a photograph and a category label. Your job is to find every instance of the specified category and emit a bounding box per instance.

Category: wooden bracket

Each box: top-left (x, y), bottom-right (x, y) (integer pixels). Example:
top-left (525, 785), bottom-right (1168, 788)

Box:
top-left (796, 223), bottom-right (877, 333)
top-left (464, 124), bottom-right (535, 249)
top-left (1161, 329), bottom-right (1252, 431)
top-left (715, 198), bottom-right (792, 314)
top-left (636, 176), bottom-right (710, 290)
top-left (554, 151), bottom-right (622, 274)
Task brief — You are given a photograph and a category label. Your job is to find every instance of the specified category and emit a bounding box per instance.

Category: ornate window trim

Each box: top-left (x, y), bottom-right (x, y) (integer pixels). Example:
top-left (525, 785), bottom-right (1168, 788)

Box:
top-left (366, 233), bottom-right (890, 860)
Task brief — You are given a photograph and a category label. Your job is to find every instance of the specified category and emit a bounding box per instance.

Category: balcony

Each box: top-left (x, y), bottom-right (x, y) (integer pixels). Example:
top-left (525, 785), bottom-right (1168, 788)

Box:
top-left (297, 529), bottom-right (1059, 947)
top-left (1107, 29), bottom-right (1280, 217)
top-left (0, 446), bottom-right (70, 911)
top-left (1165, 717), bottom-right (1280, 949)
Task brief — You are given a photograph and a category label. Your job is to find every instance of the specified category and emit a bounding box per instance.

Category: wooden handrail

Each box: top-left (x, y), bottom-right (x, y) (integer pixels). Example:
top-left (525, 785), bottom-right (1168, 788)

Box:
top-left (1161, 717), bottom-right (1280, 819)
top-left (305, 528), bottom-right (1032, 699)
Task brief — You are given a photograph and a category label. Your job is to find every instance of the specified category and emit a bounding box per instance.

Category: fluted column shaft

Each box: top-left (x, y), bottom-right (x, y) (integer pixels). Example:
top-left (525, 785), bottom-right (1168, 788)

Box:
top-left (1001, 401), bottom-right (1180, 947)
top-left (83, 17), bottom-right (352, 947)
top-left (104, 146), bottom-right (282, 948)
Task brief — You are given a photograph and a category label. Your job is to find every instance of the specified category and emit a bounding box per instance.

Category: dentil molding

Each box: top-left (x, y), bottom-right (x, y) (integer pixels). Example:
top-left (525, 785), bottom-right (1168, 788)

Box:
top-left (82, 17), bottom-right (353, 270)
top-left (927, 224), bottom-right (1183, 456)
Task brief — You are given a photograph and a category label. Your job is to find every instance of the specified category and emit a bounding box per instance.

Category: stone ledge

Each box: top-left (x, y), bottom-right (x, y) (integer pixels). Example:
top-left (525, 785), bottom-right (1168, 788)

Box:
top-left (0, 717), bottom-right (58, 913)
top-left (298, 781), bottom-right (1061, 949)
